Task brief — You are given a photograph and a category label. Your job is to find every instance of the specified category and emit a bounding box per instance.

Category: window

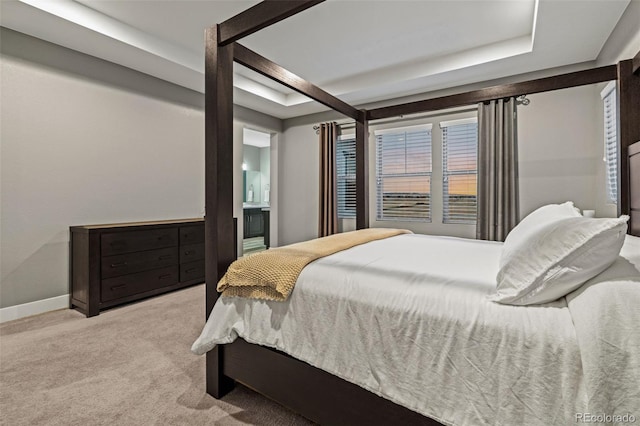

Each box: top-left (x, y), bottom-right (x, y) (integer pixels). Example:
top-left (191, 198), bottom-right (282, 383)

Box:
top-left (441, 118), bottom-right (478, 224)
top-left (375, 125), bottom-right (432, 221)
top-left (601, 81), bottom-right (618, 204)
top-left (336, 136), bottom-right (356, 218)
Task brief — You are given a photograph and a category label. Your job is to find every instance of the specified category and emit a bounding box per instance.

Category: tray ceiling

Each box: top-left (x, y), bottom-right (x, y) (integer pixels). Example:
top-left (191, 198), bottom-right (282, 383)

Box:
top-left (0, 0), bottom-right (630, 118)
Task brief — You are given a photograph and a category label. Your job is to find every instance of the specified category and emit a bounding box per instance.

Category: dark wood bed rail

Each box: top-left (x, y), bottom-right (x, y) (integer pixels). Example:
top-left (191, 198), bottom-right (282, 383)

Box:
top-left (233, 43), bottom-right (360, 120)
top-left (217, 0), bottom-right (325, 46)
top-left (222, 339), bottom-right (439, 425)
top-left (366, 65), bottom-right (617, 120)
top-left (204, 1), bottom-right (640, 423)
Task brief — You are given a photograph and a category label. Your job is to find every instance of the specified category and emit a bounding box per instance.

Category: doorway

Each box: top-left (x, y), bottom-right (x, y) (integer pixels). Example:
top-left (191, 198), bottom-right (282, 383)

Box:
top-left (242, 128), bottom-right (271, 256)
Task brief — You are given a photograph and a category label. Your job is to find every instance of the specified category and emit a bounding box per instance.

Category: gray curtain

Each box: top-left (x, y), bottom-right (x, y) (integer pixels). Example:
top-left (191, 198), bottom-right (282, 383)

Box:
top-left (476, 98), bottom-right (519, 241)
top-left (318, 122), bottom-right (338, 237)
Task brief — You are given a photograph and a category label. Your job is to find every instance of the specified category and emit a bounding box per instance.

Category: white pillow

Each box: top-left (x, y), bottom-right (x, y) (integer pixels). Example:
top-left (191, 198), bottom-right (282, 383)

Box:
top-left (621, 234), bottom-right (640, 268)
top-left (492, 215), bottom-right (629, 305)
top-left (501, 202), bottom-right (581, 261)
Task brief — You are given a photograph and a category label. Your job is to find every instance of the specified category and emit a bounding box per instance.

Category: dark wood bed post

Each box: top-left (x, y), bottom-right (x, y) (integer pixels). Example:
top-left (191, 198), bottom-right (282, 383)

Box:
top-left (204, 24), bottom-right (235, 398)
top-left (204, 0), bottom-right (330, 400)
top-left (356, 110), bottom-right (369, 229)
top-left (617, 57), bottom-right (640, 217)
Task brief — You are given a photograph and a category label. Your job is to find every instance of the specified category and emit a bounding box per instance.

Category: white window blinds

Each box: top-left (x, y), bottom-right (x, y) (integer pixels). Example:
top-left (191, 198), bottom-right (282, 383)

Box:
top-left (336, 136), bottom-right (356, 218)
top-left (441, 118), bottom-right (478, 224)
top-left (601, 82), bottom-right (618, 204)
top-left (375, 125), bottom-right (432, 221)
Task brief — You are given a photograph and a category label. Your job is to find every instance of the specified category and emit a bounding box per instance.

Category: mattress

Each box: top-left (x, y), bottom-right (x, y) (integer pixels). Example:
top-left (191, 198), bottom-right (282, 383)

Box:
top-left (192, 234), bottom-right (640, 426)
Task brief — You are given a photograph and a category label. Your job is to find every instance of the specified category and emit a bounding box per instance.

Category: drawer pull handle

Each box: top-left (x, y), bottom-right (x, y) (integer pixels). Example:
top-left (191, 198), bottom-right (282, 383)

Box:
top-left (184, 251), bottom-right (193, 255)
top-left (111, 284), bottom-right (126, 291)
top-left (110, 241), bottom-right (125, 247)
top-left (185, 268), bottom-right (197, 273)
top-left (159, 274), bottom-right (172, 280)
top-left (110, 262), bottom-right (127, 268)
top-left (158, 255), bottom-right (172, 260)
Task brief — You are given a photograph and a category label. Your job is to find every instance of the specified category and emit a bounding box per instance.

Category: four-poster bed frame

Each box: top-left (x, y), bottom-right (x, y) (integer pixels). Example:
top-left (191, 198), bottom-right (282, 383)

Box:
top-left (204, 1), bottom-right (640, 424)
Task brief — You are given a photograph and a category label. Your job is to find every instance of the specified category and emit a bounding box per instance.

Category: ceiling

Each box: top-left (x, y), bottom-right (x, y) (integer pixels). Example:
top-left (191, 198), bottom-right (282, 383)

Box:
top-left (0, 0), bottom-right (631, 119)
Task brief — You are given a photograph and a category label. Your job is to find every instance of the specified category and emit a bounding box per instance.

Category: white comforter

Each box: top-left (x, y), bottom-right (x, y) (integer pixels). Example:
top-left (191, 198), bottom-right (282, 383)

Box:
top-left (192, 234), bottom-right (640, 426)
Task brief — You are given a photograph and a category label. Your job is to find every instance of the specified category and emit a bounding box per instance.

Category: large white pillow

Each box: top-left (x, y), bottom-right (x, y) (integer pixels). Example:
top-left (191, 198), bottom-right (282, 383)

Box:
top-left (492, 215), bottom-right (629, 305)
top-left (500, 201), bottom-right (581, 261)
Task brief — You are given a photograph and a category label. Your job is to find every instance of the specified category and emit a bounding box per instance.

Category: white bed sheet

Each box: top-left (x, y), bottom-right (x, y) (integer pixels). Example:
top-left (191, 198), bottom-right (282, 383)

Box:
top-left (192, 234), bottom-right (640, 425)
top-left (565, 235), bottom-right (640, 424)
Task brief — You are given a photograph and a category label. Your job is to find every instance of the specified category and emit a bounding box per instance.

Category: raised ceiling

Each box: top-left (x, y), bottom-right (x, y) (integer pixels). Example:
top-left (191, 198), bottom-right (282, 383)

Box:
top-left (0, 0), bottom-right (631, 119)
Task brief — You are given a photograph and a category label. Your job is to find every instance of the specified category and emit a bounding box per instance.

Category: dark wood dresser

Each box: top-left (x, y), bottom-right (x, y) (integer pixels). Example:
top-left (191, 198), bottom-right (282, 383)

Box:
top-left (70, 218), bottom-right (204, 317)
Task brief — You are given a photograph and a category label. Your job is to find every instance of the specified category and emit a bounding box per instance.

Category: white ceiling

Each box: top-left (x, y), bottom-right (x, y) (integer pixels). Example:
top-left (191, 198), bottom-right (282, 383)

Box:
top-left (0, 0), bottom-right (631, 119)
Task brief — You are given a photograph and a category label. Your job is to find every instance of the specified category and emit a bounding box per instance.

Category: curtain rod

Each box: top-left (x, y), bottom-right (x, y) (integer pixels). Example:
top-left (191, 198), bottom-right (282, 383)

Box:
top-left (312, 95), bottom-right (530, 134)
top-left (313, 106), bottom-right (476, 134)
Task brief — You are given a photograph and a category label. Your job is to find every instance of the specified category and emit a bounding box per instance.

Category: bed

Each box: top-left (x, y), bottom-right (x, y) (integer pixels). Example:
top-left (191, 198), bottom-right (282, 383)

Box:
top-left (194, 233), bottom-right (640, 425)
top-left (199, 2), bottom-right (640, 425)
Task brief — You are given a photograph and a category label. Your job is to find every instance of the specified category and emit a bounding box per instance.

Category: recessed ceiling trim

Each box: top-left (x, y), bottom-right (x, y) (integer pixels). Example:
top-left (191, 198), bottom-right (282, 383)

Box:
top-left (282, 35), bottom-right (535, 108)
top-left (4, 0), bottom-right (629, 120)
top-left (19, 0), bottom-right (202, 72)
top-left (17, 0), bottom-right (539, 109)
top-left (239, 0), bottom-right (540, 108)
top-left (531, 0), bottom-right (540, 49)
top-left (234, 74), bottom-right (287, 105)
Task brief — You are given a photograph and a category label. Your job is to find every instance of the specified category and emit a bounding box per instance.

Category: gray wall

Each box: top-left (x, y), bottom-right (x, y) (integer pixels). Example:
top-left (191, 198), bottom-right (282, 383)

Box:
top-left (517, 85), bottom-right (606, 218)
top-left (278, 124), bottom-right (320, 245)
top-left (596, 0), bottom-right (640, 67)
top-left (0, 28), bottom-right (282, 309)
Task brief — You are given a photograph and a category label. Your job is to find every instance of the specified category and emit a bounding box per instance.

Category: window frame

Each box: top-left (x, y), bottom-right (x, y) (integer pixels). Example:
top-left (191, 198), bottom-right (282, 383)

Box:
top-left (601, 81), bottom-right (618, 205)
top-left (440, 117), bottom-right (478, 224)
top-left (375, 124), bottom-right (433, 222)
top-left (336, 135), bottom-right (356, 219)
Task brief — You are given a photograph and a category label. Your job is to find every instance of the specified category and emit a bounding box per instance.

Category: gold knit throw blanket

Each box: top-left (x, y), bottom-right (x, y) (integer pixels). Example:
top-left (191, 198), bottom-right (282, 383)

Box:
top-left (218, 228), bottom-right (411, 301)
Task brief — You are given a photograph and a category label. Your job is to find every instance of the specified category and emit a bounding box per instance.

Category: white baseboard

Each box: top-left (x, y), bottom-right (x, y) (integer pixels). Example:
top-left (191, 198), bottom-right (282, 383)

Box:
top-left (0, 294), bottom-right (69, 324)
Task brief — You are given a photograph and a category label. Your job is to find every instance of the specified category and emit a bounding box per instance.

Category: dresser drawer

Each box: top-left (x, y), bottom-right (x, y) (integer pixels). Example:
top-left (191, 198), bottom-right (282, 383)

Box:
top-left (180, 260), bottom-right (205, 282)
top-left (101, 247), bottom-right (178, 279)
top-left (180, 243), bottom-right (205, 263)
top-left (180, 225), bottom-right (204, 245)
top-left (101, 266), bottom-right (178, 302)
top-left (101, 228), bottom-right (178, 256)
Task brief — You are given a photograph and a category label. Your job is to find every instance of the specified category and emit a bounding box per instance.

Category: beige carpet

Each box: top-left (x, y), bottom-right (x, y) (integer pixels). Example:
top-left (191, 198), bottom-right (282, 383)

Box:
top-left (0, 285), bottom-right (314, 426)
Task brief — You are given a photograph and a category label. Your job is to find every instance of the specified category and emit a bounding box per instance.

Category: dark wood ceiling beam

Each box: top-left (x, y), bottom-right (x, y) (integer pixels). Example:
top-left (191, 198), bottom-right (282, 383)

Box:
top-left (367, 65), bottom-right (618, 121)
top-left (233, 43), bottom-right (360, 120)
top-left (218, 0), bottom-right (325, 46)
